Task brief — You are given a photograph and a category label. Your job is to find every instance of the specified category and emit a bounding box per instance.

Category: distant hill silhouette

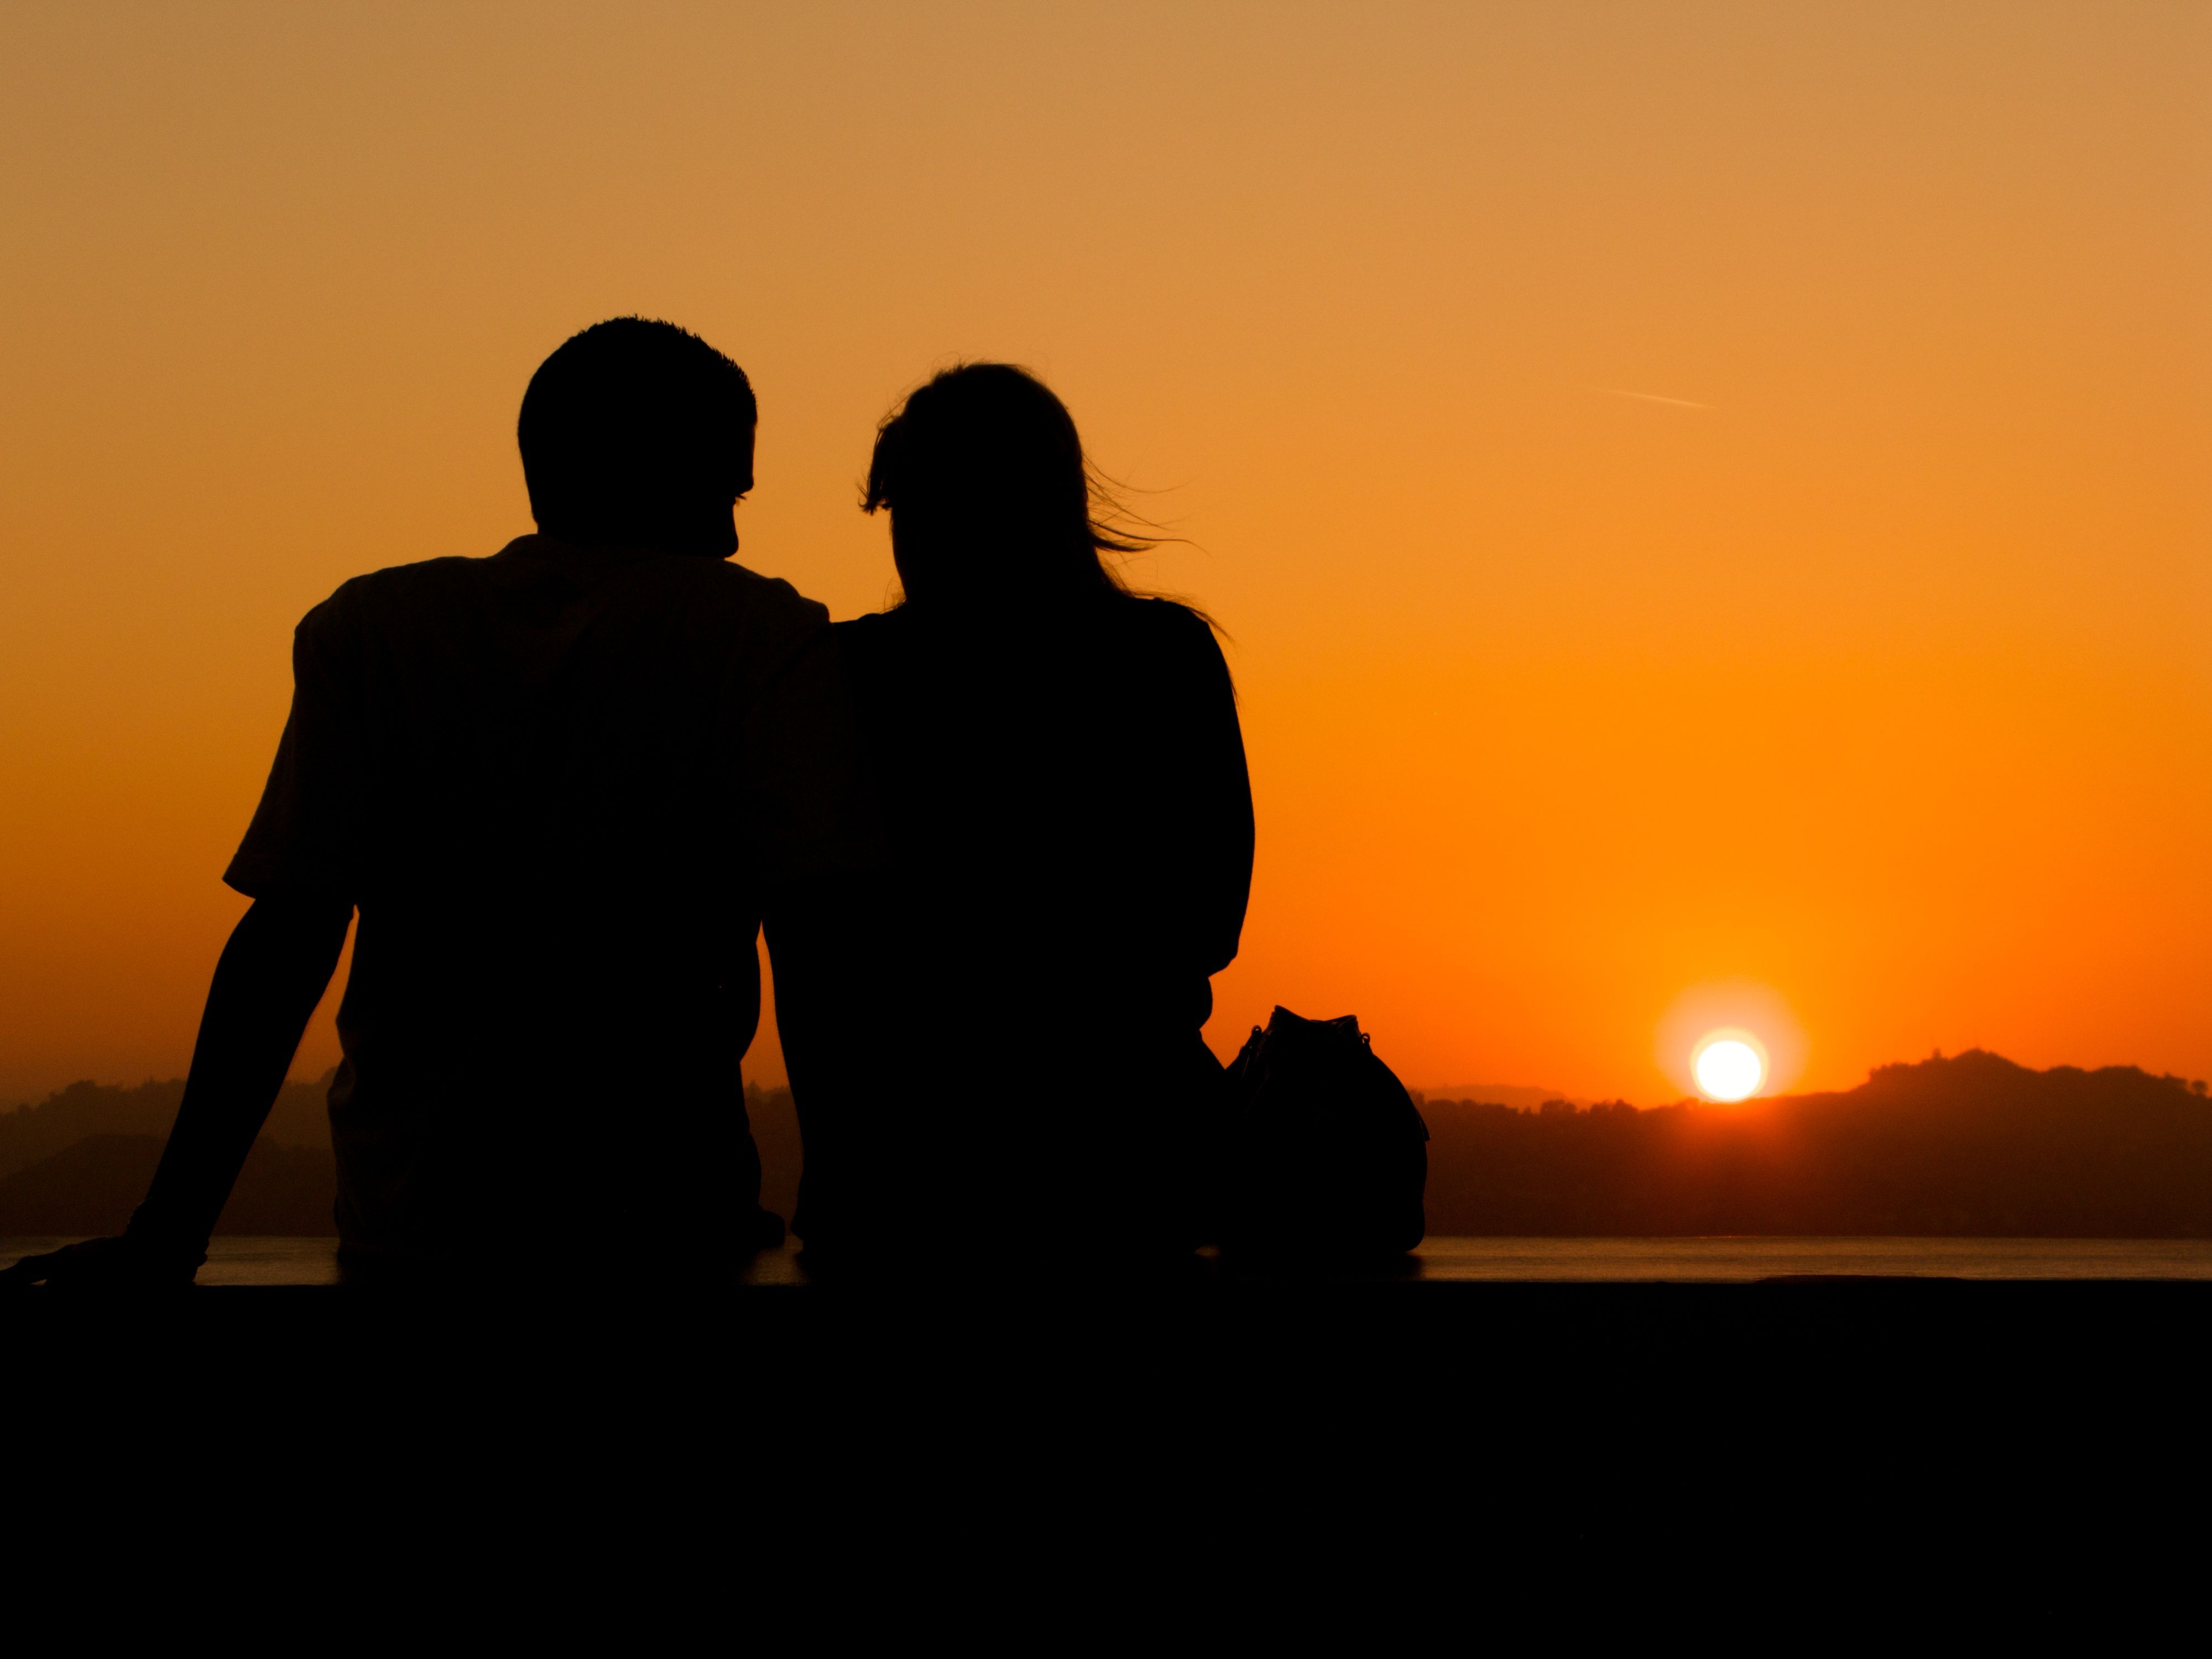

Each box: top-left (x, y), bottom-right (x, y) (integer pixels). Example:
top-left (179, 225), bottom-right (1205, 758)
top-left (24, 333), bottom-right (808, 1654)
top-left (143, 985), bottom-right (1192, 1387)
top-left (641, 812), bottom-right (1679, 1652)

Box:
top-left (6, 1051), bottom-right (2209, 1240)
top-left (0, 1134), bottom-right (335, 1235)
top-left (0, 1072), bottom-right (800, 1238)
top-left (1421, 1051), bottom-right (2212, 1236)
top-left (0, 1073), bottom-right (330, 1182)
top-left (1420, 1083), bottom-right (1588, 1115)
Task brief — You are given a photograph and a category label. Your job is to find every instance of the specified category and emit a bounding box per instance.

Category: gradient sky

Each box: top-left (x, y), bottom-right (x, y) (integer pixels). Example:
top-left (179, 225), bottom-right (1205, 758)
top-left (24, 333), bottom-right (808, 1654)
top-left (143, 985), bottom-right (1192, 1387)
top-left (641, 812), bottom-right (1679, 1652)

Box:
top-left (3, 3), bottom-right (2206, 1105)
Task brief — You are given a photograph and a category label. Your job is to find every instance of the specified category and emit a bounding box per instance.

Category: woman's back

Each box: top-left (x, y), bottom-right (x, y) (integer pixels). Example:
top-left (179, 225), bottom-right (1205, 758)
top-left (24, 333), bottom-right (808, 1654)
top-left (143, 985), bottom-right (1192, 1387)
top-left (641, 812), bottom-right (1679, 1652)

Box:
top-left (832, 592), bottom-right (1254, 1253)
top-left (791, 360), bottom-right (1255, 1261)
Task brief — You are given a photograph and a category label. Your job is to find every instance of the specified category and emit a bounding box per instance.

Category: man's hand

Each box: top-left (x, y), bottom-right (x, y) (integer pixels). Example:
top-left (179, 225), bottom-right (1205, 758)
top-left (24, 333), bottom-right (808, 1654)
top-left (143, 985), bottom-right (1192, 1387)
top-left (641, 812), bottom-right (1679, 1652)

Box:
top-left (0, 1234), bottom-right (205, 1292)
top-left (0, 893), bottom-right (353, 1294)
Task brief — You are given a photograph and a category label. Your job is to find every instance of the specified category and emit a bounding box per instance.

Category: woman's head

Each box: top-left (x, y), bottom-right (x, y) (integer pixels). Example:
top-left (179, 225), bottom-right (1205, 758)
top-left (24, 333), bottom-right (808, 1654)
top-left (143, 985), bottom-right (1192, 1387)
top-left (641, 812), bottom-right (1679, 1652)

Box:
top-left (864, 363), bottom-right (1146, 605)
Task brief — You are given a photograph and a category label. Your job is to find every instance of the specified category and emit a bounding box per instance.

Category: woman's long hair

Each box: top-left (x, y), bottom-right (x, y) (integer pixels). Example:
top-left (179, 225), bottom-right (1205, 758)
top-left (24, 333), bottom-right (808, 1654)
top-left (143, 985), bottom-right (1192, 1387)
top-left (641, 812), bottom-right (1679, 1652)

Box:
top-left (863, 363), bottom-right (1154, 607)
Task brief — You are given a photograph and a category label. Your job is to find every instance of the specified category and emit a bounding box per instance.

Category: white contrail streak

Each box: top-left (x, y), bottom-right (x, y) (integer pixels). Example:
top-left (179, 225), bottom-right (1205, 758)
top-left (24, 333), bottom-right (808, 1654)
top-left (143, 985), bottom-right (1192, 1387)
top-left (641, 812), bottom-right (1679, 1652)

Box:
top-left (1593, 386), bottom-right (1715, 411)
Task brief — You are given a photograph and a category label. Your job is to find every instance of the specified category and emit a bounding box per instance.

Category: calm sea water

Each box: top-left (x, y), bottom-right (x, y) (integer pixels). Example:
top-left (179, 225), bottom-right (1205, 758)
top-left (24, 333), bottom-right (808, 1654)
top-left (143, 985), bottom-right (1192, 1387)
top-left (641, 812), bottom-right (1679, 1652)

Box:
top-left (7, 1235), bottom-right (2212, 1284)
top-left (1410, 1237), bottom-right (2212, 1281)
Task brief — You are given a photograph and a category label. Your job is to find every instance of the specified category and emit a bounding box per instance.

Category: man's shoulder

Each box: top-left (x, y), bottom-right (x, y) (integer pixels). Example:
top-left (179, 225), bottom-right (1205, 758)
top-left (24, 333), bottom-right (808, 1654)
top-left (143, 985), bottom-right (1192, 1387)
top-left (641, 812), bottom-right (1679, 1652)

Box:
top-left (302, 545), bottom-right (826, 629)
top-left (294, 557), bottom-right (479, 641)
top-left (830, 608), bottom-right (900, 645)
top-left (688, 557), bottom-right (829, 633)
top-left (671, 562), bottom-right (831, 692)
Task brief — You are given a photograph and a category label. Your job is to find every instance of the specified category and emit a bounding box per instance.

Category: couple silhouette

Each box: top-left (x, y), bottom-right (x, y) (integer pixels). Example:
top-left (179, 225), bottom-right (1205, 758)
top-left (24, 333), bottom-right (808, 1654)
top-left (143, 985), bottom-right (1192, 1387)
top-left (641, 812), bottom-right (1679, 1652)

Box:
top-left (3, 317), bottom-right (1255, 1288)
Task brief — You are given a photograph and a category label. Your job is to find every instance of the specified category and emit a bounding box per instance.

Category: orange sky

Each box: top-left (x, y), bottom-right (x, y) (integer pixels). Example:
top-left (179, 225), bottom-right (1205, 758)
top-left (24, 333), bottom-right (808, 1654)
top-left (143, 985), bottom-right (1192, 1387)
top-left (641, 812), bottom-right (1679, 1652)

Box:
top-left (3, 4), bottom-right (2206, 1105)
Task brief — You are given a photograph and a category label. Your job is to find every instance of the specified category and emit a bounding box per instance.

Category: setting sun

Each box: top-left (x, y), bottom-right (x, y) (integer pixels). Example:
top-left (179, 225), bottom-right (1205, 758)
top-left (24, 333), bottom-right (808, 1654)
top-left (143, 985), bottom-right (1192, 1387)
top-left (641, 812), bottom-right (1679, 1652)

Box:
top-left (1693, 1034), bottom-right (1767, 1103)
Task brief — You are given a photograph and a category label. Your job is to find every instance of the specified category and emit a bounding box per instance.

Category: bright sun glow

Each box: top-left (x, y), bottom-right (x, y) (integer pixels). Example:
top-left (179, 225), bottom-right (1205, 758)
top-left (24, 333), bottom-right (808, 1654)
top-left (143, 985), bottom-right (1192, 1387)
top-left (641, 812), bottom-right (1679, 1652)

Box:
top-left (1693, 1035), bottom-right (1767, 1102)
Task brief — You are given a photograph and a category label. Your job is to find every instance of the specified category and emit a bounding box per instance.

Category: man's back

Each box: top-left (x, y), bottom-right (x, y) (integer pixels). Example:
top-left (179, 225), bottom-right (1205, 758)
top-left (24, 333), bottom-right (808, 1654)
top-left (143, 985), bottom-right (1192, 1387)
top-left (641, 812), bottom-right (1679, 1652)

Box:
top-left (228, 536), bottom-right (853, 1274)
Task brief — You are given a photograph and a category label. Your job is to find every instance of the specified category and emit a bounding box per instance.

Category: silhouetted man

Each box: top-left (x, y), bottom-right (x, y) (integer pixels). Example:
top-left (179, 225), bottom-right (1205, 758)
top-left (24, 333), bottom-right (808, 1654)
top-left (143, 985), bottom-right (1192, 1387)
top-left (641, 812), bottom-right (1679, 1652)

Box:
top-left (3, 317), bottom-right (870, 1288)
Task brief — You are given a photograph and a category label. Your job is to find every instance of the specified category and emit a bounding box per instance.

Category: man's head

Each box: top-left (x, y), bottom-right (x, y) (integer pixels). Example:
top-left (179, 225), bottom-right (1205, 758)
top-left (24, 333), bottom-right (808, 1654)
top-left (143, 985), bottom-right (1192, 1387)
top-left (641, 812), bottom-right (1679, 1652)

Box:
top-left (519, 317), bottom-right (757, 556)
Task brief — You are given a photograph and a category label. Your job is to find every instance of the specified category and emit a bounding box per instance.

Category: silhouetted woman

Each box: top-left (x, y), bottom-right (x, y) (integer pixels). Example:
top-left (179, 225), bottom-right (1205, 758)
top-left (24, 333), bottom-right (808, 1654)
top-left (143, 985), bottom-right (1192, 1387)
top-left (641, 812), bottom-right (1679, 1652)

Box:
top-left (812, 364), bottom-right (1254, 1261)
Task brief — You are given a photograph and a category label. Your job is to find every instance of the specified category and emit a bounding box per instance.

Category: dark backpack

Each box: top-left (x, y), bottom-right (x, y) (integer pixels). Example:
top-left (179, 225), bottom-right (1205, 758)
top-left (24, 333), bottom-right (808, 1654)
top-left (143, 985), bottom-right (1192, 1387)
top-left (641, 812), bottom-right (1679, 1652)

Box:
top-left (1223, 1006), bottom-right (1430, 1260)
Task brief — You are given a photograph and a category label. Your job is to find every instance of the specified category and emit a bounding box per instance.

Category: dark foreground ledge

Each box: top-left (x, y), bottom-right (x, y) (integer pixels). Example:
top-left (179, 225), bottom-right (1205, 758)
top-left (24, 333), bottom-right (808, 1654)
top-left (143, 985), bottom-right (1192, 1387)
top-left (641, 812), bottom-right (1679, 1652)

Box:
top-left (11, 1237), bottom-right (2212, 1374)
top-left (13, 1238), bottom-right (2211, 1550)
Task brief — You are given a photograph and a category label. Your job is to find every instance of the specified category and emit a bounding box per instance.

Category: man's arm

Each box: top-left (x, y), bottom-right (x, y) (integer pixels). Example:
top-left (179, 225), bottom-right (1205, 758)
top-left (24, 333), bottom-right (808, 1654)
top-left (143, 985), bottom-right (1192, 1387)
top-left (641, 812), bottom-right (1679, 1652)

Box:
top-left (765, 886), bottom-right (895, 1249)
top-left (738, 617), bottom-right (891, 1253)
top-left (0, 893), bottom-right (352, 1289)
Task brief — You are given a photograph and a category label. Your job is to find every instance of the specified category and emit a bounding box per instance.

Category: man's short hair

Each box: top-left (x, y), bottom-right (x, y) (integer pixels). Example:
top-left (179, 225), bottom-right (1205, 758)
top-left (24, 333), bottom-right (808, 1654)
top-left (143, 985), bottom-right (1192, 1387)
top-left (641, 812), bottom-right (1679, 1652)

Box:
top-left (518, 318), bottom-right (756, 541)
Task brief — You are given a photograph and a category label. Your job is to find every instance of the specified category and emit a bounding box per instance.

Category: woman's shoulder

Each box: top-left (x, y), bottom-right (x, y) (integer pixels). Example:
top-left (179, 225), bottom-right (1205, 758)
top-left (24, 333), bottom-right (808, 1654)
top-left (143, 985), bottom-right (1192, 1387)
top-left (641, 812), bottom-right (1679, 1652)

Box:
top-left (1109, 594), bottom-right (1229, 676)
top-left (1110, 593), bottom-right (1219, 648)
top-left (836, 594), bottom-right (1221, 668)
